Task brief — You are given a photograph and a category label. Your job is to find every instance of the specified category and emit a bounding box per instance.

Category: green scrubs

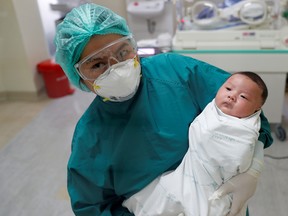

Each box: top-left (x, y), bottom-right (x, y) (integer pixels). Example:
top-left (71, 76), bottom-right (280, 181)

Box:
top-left (67, 53), bottom-right (273, 215)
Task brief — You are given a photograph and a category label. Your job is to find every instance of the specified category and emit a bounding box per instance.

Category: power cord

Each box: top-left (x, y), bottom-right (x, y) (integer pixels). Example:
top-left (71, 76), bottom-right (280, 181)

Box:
top-left (264, 154), bottom-right (288, 160)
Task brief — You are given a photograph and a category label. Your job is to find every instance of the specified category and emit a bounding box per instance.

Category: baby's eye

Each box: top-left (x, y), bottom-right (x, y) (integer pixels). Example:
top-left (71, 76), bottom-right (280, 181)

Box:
top-left (225, 87), bottom-right (231, 91)
top-left (240, 95), bottom-right (247, 99)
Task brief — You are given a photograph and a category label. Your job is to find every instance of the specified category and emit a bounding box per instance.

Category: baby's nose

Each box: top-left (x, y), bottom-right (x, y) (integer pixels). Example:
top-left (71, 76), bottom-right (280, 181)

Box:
top-left (228, 95), bottom-right (235, 101)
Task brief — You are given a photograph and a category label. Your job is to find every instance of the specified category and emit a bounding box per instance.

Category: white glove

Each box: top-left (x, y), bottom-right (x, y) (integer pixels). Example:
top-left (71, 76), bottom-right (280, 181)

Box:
top-left (209, 141), bottom-right (264, 216)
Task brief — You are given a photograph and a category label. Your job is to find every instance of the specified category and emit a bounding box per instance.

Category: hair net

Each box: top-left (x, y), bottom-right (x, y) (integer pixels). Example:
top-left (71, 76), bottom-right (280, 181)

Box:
top-left (54, 3), bottom-right (131, 91)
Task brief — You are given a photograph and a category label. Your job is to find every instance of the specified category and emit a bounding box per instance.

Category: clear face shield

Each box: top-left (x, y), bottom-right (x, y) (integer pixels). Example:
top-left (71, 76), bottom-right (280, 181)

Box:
top-left (190, 0), bottom-right (268, 27)
top-left (74, 35), bottom-right (138, 81)
top-left (74, 35), bottom-right (142, 102)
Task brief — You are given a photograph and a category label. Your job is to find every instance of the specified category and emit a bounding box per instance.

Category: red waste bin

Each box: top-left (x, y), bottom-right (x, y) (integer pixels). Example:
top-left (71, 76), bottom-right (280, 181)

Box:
top-left (37, 59), bottom-right (75, 98)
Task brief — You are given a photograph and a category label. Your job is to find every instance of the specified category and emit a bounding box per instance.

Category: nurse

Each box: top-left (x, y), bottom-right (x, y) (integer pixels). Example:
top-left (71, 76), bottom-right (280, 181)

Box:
top-left (54, 3), bottom-right (273, 216)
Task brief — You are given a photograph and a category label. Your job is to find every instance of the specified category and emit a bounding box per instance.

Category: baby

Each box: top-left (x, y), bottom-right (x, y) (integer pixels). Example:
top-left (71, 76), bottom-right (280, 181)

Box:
top-left (123, 71), bottom-right (268, 216)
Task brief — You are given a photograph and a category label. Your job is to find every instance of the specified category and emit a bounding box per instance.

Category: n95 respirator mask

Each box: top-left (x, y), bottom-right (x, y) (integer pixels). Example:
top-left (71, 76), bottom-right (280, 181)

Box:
top-left (93, 57), bottom-right (141, 102)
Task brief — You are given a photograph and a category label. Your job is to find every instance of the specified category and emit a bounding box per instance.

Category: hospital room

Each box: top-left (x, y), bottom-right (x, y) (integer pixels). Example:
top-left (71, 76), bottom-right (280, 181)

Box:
top-left (1, 0), bottom-right (288, 215)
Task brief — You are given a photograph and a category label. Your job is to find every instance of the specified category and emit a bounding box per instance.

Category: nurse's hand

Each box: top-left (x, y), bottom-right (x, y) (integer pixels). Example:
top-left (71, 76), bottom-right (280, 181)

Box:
top-left (209, 171), bottom-right (257, 216)
top-left (209, 140), bottom-right (264, 216)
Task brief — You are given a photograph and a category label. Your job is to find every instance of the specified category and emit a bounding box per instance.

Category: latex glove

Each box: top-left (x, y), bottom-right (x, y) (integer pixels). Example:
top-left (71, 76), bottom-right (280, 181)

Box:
top-left (209, 141), bottom-right (264, 216)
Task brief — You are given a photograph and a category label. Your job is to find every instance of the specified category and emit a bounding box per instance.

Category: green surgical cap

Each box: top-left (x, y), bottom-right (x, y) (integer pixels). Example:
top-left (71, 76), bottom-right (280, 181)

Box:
top-left (54, 3), bottom-right (131, 91)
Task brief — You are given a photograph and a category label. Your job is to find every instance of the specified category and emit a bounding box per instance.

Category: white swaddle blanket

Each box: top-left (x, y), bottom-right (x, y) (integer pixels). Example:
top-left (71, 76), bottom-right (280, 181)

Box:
top-left (123, 99), bottom-right (261, 216)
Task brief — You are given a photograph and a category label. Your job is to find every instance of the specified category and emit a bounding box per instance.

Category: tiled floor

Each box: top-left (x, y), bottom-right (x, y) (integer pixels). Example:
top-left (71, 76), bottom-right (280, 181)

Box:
top-left (0, 98), bottom-right (51, 149)
top-left (0, 90), bottom-right (95, 216)
top-left (0, 89), bottom-right (288, 216)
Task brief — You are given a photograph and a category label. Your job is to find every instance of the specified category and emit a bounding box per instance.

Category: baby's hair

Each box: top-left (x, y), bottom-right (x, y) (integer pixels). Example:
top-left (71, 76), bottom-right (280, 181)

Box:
top-left (231, 71), bottom-right (268, 105)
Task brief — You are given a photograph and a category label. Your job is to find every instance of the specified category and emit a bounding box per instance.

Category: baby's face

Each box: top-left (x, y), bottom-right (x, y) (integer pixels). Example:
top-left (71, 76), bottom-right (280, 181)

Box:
top-left (215, 74), bottom-right (263, 118)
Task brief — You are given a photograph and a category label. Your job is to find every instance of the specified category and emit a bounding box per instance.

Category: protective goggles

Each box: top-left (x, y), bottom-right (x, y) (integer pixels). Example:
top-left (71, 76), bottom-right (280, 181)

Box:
top-left (190, 0), bottom-right (268, 27)
top-left (74, 35), bottom-right (137, 81)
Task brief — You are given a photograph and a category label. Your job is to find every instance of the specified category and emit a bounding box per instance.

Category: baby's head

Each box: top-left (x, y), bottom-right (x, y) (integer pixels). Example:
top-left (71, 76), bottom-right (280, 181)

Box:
top-left (215, 71), bottom-right (268, 118)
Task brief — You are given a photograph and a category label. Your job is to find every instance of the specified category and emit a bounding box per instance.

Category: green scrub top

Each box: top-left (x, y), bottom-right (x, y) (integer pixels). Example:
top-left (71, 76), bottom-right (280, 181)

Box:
top-left (67, 53), bottom-right (273, 216)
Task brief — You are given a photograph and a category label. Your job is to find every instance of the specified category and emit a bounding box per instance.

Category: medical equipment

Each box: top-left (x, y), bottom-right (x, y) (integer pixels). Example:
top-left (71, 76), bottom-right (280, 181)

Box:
top-left (181, 0), bottom-right (284, 30)
top-left (172, 0), bottom-right (288, 140)
top-left (125, 0), bottom-right (175, 55)
top-left (190, 0), bottom-right (268, 27)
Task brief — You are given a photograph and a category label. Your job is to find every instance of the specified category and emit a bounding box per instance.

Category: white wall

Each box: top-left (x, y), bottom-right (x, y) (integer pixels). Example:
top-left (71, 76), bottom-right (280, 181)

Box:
top-left (0, 38), bottom-right (4, 93)
top-left (0, 0), bottom-right (50, 100)
top-left (38, 0), bottom-right (63, 56)
top-left (92, 0), bottom-right (127, 19)
top-left (12, 0), bottom-right (50, 92)
top-left (0, 0), bottom-right (126, 100)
